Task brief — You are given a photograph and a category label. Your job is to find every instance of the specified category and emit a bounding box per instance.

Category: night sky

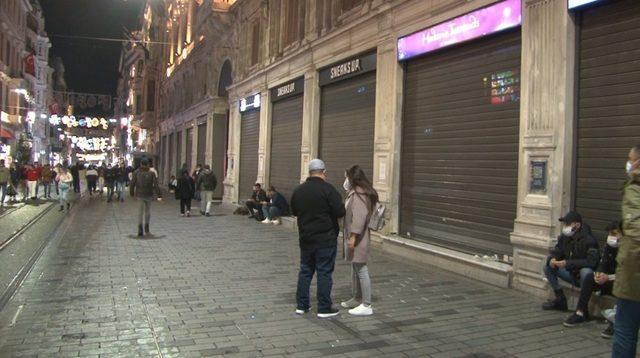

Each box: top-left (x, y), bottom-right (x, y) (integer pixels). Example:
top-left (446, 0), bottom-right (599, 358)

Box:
top-left (39, 0), bottom-right (145, 101)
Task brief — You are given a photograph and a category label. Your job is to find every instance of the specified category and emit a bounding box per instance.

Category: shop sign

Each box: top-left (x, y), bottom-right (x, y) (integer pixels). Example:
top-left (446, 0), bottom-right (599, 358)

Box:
top-left (270, 77), bottom-right (304, 102)
top-left (397, 0), bottom-right (522, 61)
top-left (568, 0), bottom-right (600, 9)
top-left (240, 93), bottom-right (261, 113)
top-left (319, 52), bottom-right (377, 86)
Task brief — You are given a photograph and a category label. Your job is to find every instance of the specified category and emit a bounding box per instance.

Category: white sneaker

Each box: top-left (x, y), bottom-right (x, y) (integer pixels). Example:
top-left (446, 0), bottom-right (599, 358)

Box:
top-left (271, 219), bottom-right (281, 225)
top-left (348, 304), bottom-right (373, 316)
top-left (261, 219), bottom-right (271, 224)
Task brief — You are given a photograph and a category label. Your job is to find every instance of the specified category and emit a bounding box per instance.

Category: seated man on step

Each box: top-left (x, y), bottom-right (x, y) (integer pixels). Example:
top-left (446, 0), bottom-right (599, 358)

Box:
top-left (246, 183), bottom-right (268, 221)
top-left (542, 210), bottom-right (600, 327)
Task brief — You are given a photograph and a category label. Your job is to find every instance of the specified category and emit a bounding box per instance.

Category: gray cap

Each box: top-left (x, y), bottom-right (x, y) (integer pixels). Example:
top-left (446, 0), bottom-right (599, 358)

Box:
top-left (308, 159), bottom-right (326, 172)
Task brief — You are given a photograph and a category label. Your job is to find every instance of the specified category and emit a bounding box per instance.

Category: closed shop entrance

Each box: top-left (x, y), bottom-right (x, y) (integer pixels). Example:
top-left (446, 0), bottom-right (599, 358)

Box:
top-left (197, 120), bottom-right (207, 167)
top-left (400, 30), bottom-right (522, 256)
top-left (239, 93), bottom-right (261, 200)
top-left (318, 52), bottom-right (377, 191)
top-left (269, 78), bottom-right (304, 201)
top-left (186, 127), bottom-right (193, 172)
top-left (574, 0), bottom-right (640, 240)
top-left (212, 113), bottom-right (228, 199)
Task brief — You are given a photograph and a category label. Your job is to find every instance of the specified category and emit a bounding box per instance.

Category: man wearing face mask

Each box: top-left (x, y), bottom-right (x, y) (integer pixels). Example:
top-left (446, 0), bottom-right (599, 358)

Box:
top-left (542, 210), bottom-right (600, 327)
top-left (595, 221), bottom-right (621, 339)
top-left (611, 145), bottom-right (640, 358)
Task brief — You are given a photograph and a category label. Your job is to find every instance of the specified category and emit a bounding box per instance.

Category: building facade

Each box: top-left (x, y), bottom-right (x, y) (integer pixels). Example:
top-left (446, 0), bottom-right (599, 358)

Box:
top-left (149, 0), bottom-right (640, 295)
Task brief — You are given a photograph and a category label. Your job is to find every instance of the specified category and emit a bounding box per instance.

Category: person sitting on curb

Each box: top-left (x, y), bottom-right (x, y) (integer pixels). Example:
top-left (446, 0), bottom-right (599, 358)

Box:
top-left (542, 210), bottom-right (600, 327)
top-left (246, 183), bottom-right (268, 221)
top-left (595, 220), bottom-right (621, 339)
top-left (261, 186), bottom-right (289, 225)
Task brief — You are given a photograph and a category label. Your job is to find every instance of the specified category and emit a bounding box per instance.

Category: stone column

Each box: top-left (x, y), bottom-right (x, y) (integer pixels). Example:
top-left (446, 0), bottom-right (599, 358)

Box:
top-left (179, 129), bottom-right (186, 169)
top-left (205, 112), bottom-right (214, 167)
top-left (224, 97), bottom-right (241, 204)
top-left (300, 70), bottom-right (321, 182)
top-left (510, 0), bottom-right (576, 296)
top-left (257, 90), bottom-right (271, 186)
top-left (304, 0), bottom-right (318, 42)
top-left (374, 37), bottom-right (404, 233)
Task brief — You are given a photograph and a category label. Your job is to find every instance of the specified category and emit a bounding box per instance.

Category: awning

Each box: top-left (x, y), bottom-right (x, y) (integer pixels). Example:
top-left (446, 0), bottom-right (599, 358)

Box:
top-left (0, 127), bottom-right (15, 139)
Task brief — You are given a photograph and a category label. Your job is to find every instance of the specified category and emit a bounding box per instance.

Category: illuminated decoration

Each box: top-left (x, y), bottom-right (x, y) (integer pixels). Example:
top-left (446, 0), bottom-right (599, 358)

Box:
top-left (40, 114), bottom-right (47, 119)
top-left (568, 0), bottom-right (600, 9)
top-left (138, 129), bottom-right (147, 146)
top-left (0, 144), bottom-right (9, 153)
top-left (26, 111), bottom-right (36, 123)
top-left (77, 153), bottom-right (107, 162)
top-left (48, 115), bottom-right (111, 130)
top-left (397, 0), bottom-right (521, 60)
top-left (13, 88), bottom-right (35, 104)
top-left (1, 111), bottom-right (9, 123)
top-left (70, 136), bottom-right (111, 152)
top-left (120, 117), bottom-right (130, 128)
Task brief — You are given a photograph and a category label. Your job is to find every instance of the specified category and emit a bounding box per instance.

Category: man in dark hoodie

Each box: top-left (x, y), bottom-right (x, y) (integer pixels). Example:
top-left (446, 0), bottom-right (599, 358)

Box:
top-left (291, 159), bottom-right (346, 318)
top-left (196, 164), bottom-right (217, 216)
top-left (130, 158), bottom-right (162, 236)
top-left (542, 210), bottom-right (600, 327)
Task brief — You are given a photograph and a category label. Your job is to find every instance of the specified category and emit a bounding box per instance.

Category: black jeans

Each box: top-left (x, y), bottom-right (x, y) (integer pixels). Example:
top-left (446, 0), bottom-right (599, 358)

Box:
top-left (180, 199), bottom-right (192, 214)
top-left (246, 201), bottom-right (264, 220)
top-left (296, 246), bottom-right (337, 313)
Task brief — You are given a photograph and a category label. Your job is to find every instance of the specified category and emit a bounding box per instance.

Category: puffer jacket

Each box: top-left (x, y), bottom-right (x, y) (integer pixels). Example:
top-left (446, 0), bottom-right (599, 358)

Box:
top-left (614, 169), bottom-right (640, 301)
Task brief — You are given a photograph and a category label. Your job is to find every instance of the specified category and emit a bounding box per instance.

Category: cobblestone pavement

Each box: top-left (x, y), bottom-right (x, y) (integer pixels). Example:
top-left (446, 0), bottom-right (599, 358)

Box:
top-left (0, 197), bottom-right (621, 357)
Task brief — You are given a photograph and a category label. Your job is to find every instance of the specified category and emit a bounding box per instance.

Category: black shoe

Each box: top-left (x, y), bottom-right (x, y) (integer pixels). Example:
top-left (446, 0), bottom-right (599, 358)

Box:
top-left (59, 206), bottom-right (64, 212)
top-left (542, 295), bottom-right (567, 311)
top-left (137, 225), bottom-right (144, 237)
top-left (144, 224), bottom-right (150, 234)
top-left (205, 212), bottom-right (211, 217)
top-left (247, 215), bottom-right (255, 219)
top-left (601, 323), bottom-right (614, 339)
top-left (563, 312), bottom-right (588, 327)
top-left (317, 307), bottom-right (340, 318)
top-left (66, 203), bottom-right (70, 210)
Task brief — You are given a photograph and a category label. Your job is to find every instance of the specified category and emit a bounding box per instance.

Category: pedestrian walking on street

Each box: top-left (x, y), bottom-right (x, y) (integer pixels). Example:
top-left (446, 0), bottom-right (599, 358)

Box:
top-left (56, 166), bottom-right (73, 212)
top-left (70, 163), bottom-right (80, 193)
top-left (130, 158), bottom-right (162, 236)
top-left (114, 162), bottom-right (127, 202)
top-left (86, 165), bottom-right (98, 196)
top-left (9, 163), bottom-right (20, 203)
top-left (196, 164), bottom-right (217, 216)
top-left (291, 159), bottom-right (346, 318)
top-left (192, 164), bottom-right (202, 201)
top-left (41, 164), bottom-right (54, 199)
top-left (97, 164), bottom-right (105, 195)
top-left (53, 164), bottom-right (61, 196)
top-left (340, 165), bottom-right (378, 316)
top-left (105, 164), bottom-right (116, 202)
top-left (176, 169), bottom-right (195, 217)
top-left (25, 164), bottom-right (40, 200)
top-left (612, 145), bottom-right (640, 358)
top-left (0, 159), bottom-right (10, 207)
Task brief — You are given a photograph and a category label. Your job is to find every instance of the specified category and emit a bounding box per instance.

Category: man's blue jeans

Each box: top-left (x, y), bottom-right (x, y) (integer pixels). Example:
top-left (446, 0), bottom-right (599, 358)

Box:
top-left (613, 298), bottom-right (640, 358)
top-left (296, 246), bottom-right (337, 313)
top-left (116, 181), bottom-right (125, 200)
top-left (262, 206), bottom-right (281, 220)
top-left (543, 257), bottom-right (595, 312)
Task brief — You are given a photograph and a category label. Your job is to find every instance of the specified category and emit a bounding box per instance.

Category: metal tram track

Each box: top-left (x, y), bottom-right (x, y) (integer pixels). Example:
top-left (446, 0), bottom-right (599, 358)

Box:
top-left (0, 203), bottom-right (55, 252)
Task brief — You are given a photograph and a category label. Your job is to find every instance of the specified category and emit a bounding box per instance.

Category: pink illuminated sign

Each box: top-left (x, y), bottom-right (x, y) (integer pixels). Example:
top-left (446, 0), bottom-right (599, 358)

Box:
top-left (397, 0), bottom-right (522, 60)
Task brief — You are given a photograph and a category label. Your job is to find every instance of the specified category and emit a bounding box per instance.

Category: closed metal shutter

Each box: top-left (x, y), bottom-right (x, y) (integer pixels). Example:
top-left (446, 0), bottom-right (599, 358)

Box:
top-left (212, 114), bottom-right (228, 199)
top-left (400, 30), bottom-right (521, 256)
top-left (270, 95), bottom-right (303, 202)
top-left (186, 127), bottom-right (193, 172)
top-left (197, 122), bottom-right (207, 167)
top-left (168, 133), bottom-right (174, 178)
top-left (319, 72), bottom-right (376, 192)
top-left (239, 109), bottom-right (260, 200)
top-left (575, 0), bottom-right (640, 241)
top-left (176, 131), bottom-right (182, 174)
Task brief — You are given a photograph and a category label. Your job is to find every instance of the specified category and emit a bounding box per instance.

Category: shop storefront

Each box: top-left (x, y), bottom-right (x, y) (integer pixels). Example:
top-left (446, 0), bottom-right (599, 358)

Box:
top-left (238, 93), bottom-right (261, 200)
top-left (318, 52), bottom-right (376, 191)
top-left (397, 0), bottom-right (522, 256)
top-left (176, 130), bottom-right (182, 172)
top-left (269, 77), bottom-right (304, 201)
top-left (572, 0), bottom-right (640, 240)
top-left (211, 113), bottom-right (228, 199)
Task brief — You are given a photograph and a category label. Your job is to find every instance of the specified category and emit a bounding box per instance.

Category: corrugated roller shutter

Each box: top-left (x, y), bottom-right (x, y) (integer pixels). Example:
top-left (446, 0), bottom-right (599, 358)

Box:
top-left (400, 30), bottom-right (521, 256)
top-left (239, 110), bottom-right (260, 200)
top-left (270, 95), bottom-right (303, 202)
top-left (197, 122), bottom-right (207, 167)
top-left (168, 133), bottom-right (174, 178)
top-left (212, 114), bottom-right (228, 199)
top-left (176, 131), bottom-right (182, 174)
top-left (576, 0), bottom-right (640, 241)
top-left (319, 72), bottom-right (376, 192)
top-left (186, 127), bottom-right (193, 172)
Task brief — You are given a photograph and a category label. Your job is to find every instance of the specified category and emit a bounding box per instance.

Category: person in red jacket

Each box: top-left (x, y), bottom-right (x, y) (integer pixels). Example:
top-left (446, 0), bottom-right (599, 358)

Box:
top-left (25, 164), bottom-right (40, 200)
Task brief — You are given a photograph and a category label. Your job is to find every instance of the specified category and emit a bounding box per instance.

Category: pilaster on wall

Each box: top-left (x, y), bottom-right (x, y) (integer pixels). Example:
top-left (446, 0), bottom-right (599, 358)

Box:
top-left (300, 70), bottom-right (321, 182)
top-left (179, 130), bottom-right (186, 169)
top-left (205, 113), bottom-right (214, 167)
top-left (257, 90), bottom-right (271, 186)
top-left (189, 121), bottom-right (197, 175)
top-left (510, 0), bottom-right (576, 296)
top-left (374, 38), bottom-right (403, 235)
top-left (224, 101), bottom-right (241, 204)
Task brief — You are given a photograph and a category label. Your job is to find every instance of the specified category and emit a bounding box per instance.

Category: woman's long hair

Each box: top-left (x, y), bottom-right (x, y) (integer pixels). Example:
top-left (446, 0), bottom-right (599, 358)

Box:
top-left (346, 165), bottom-right (379, 212)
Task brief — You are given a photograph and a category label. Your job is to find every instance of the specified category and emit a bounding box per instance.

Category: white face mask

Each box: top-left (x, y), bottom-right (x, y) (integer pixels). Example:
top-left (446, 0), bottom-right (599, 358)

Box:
top-left (607, 235), bottom-right (619, 248)
top-left (562, 225), bottom-right (575, 237)
top-left (626, 161), bottom-right (633, 174)
top-left (343, 178), bottom-right (352, 192)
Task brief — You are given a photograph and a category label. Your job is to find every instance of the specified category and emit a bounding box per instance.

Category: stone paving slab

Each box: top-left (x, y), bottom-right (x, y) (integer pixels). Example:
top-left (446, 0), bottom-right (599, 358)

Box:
top-left (0, 197), bottom-right (628, 357)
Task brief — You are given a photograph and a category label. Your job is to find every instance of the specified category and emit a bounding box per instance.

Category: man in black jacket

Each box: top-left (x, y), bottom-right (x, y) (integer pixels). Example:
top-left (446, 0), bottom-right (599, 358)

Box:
top-left (291, 159), bottom-right (346, 318)
top-left (246, 183), bottom-right (268, 221)
top-left (196, 165), bottom-right (217, 216)
top-left (542, 211), bottom-right (600, 327)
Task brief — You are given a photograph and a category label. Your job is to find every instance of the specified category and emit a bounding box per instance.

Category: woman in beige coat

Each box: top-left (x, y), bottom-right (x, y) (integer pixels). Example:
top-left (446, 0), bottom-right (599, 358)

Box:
top-left (340, 165), bottom-right (378, 316)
